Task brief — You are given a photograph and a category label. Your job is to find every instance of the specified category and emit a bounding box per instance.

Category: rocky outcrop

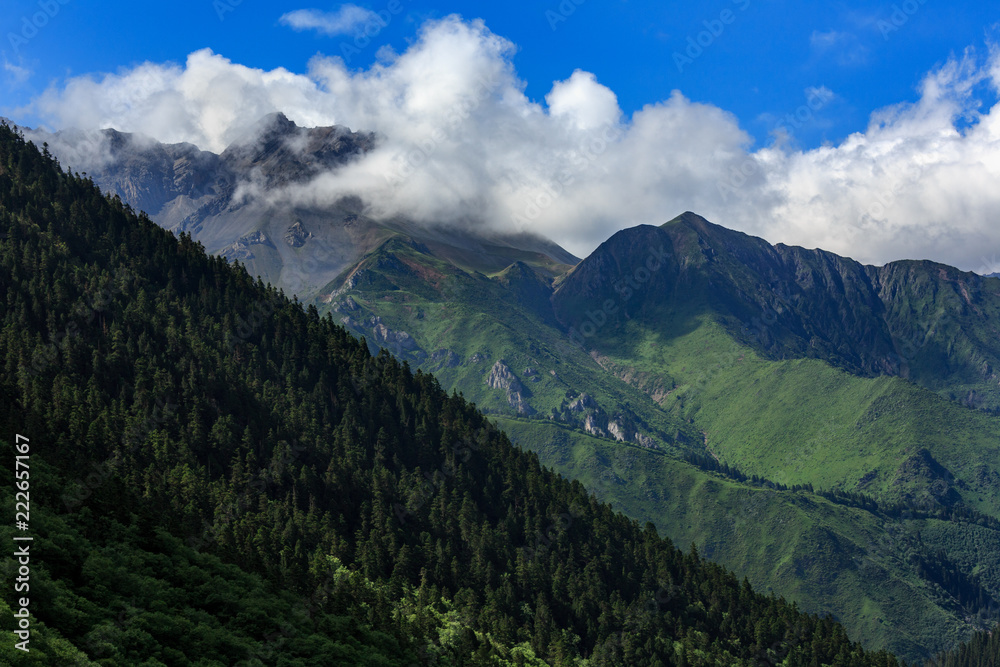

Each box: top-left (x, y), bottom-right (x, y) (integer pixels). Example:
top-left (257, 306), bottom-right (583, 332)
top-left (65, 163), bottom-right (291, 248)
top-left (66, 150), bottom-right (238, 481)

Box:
top-left (607, 421), bottom-right (627, 442)
top-left (634, 433), bottom-right (656, 448)
top-left (486, 361), bottom-right (534, 415)
top-left (568, 393), bottom-right (596, 411)
top-left (583, 413), bottom-right (606, 437)
top-left (370, 316), bottom-right (418, 352)
top-left (560, 392), bottom-right (659, 448)
top-left (284, 220), bottom-right (314, 248)
top-left (221, 231), bottom-right (274, 261)
top-left (332, 297), bottom-right (361, 313)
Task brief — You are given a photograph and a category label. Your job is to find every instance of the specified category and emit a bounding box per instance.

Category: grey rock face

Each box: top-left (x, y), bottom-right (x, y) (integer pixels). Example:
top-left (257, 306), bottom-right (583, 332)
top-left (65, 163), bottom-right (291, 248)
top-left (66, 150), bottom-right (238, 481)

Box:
top-left (221, 231), bottom-right (275, 261)
top-left (284, 220), bottom-right (314, 248)
top-left (370, 316), bottom-right (418, 352)
top-left (486, 361), bottom-right (534, 415)
top-left (583, 413), bottom-right (606, 437)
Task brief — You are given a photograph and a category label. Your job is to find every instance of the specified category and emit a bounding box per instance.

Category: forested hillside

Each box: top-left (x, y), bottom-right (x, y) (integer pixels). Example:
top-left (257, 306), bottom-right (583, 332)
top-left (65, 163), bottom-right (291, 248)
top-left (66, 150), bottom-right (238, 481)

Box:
top-left (927, 627), bottom-right (1000, 667)
top-left (0, 125), bottom-right (909, 664)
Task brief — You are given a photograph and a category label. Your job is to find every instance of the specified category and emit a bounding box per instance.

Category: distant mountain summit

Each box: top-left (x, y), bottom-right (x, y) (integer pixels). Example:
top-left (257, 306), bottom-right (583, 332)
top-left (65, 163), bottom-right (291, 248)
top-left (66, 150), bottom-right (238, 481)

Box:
top-left (215, 112), bottom-right (374, 193)
top-left (13, 112), bottom-right (373, 226)
top-left (551, 211), bottom-right (1000, 409)
top-left (20, 114), bottom-right (577, 298)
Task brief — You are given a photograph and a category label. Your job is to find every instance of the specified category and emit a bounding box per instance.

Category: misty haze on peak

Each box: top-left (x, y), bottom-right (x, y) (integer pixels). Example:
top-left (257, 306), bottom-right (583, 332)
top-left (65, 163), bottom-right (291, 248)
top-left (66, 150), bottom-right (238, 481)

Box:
top-left (8, 108), bottom-right (582, 301)
top-left (15, 14), bottom-right (1000, 271)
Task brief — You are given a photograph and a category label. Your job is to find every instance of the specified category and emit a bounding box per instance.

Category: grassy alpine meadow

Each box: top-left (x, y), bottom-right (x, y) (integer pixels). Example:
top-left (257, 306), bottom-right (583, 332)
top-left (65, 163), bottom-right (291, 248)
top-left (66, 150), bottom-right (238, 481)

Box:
top-left (590, 314), bottom-right (1000, 517)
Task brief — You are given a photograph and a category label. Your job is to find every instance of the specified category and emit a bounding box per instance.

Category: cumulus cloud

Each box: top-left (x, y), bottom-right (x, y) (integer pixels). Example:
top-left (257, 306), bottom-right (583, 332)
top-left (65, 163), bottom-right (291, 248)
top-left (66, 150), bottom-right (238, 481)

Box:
top-left (546, 70), bottom-right (621, 131)
top-left (280, 5), bottom-right (381, 37)
top-left (29, 50), bottom-right (340, 152)
top-left (21, 15), bottom-right (1000, 271)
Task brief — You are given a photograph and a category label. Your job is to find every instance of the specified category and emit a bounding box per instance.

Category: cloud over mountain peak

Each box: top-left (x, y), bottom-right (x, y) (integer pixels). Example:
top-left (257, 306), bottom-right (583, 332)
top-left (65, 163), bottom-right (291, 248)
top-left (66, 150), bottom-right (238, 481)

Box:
top-left (23, 15), bottom-right (1000, 269)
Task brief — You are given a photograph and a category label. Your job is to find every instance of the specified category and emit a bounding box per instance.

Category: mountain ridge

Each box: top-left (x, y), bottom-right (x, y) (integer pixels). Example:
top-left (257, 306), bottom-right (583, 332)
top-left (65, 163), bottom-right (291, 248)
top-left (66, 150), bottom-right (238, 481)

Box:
top-left (12, 115), bottom-right (578, 301)
top-left (556, 212), bottom-right (1000, 409)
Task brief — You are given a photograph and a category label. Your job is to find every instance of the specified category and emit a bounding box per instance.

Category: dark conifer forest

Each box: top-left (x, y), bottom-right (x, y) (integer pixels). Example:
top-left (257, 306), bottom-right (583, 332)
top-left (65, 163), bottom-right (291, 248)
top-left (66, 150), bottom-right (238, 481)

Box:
top-left (927, 627), bottom-right (1000, 667)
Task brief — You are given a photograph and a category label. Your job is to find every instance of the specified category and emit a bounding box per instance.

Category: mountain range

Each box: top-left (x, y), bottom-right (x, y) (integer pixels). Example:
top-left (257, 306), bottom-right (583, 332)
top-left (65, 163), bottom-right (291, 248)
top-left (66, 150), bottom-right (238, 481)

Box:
top-left (0, 120), bottom-right (925, 665)
top-left (12, 114), bottom-right (1000, 662)
top-left (16, 113), bottom-right (578, 300)
top-left (318, 210), bottom-right (1000, 660)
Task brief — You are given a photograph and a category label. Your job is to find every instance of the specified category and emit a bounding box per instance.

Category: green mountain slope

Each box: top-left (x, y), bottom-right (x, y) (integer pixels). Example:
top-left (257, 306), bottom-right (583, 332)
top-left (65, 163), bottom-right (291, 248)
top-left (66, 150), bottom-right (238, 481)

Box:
top-left (494, 417), bottom-right (1000, 661)
top-left (0, 125), bottom-right (909, 664)
top-left (549, 216), bottom-right (1000, 512)
top-left (324, 235), bottom-right (703, 453)
top-left (591, 316), bottom-right (1000, 514)
top-left (318, 212), bottom-right (1000, 661)
top-left (555, 213), bottom-right (1000, 412)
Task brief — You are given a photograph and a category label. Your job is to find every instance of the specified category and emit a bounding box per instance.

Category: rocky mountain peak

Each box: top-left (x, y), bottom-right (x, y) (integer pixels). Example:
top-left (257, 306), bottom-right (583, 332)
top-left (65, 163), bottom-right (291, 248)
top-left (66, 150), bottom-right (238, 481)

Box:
top-left (220, 112), bottom-right (375, 179)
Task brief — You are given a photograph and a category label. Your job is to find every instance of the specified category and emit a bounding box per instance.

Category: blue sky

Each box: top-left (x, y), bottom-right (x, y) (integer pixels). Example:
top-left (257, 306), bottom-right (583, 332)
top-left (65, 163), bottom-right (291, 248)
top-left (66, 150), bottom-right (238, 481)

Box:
top-left (4, 0), bottom-right (996, 148)
top-left (4, 0), bottom-right (1000, 271)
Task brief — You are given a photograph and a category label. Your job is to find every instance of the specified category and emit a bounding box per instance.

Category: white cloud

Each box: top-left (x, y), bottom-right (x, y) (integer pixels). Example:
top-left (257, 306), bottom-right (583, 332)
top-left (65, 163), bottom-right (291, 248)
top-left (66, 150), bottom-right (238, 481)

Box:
top-left (546, 70), bottom-right (621, 131)
top-left (280, 5), bottom-right (381, 37)
top-left (21, 16), bottom-right (1000, 271)
top-left (809, 29), bottom-right (869, 67)
top-left (2, 54), bottom-right (32, 85)
top-left (30, 49), bottom-right (335, 151)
